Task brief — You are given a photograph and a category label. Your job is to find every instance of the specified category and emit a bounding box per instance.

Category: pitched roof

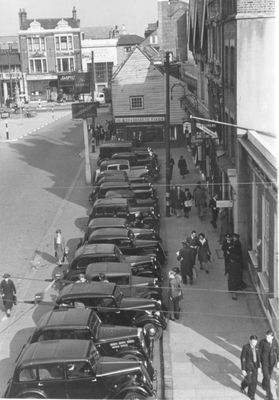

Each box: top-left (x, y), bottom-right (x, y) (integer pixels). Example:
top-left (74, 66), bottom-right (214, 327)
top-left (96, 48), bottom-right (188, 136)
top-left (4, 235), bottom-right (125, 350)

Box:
top-left (117, 34), bottom-right (144, 46)
top-left (20, 18), bottom-right (80, 30)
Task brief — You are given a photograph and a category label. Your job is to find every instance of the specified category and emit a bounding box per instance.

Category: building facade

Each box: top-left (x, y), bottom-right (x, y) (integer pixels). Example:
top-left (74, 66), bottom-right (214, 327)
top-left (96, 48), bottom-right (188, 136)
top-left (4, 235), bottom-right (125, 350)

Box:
top-left (18, 7), bottom-right (82, 101)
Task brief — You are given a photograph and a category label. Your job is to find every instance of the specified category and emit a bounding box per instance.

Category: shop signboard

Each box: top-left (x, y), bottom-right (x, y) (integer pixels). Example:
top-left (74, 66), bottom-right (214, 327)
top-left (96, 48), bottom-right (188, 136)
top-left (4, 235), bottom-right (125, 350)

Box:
top-left (72, 102), bottom-right (97, 119)
top-left (216, 200), bottom-right (233, 208)
top-left (74, 72), bottom-right (91, 94)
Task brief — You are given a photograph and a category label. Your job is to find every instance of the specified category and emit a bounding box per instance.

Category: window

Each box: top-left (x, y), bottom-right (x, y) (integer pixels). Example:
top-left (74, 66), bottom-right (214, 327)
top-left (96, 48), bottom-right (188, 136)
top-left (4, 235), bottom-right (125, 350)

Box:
top-left (38, 365), bottom-right (64, 381)
top-left (55, 35), bottom-right (74, 51)
top-left (57, 57), bottom-right (74, 72)
top-left (130, 96), bottom-right (144, 110)
top-left (29, 59), bottom-right (47, 73)
top-left (27, 37), bottom-right (46, 52)
top-left (124, 46), bottom-right (132, 53)
top-left (95, 63), bottom-right (106, 82)
top-left (19, 367), bottom-right (37, 382)
top-left (230, 47), bottom-right (235, 88)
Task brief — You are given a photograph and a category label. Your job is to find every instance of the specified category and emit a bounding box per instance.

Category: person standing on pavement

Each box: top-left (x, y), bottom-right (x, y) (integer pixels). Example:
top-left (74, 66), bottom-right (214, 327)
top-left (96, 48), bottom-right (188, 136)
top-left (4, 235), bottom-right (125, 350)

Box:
top-left (259, 330), bottom-right (279, 400)
top-left (169, 185), bottom-right (177, 216)
top-left (176, 239), bottom-right (194, 285)
top-left (174, 185), bottom-right (185, 217)
top-left (225, 252), bottom-right (243, 300)
top-left (54, 229), bottom-right (65, 266)
top-left (168, 269), bottom-right (183, 320)
top-left (222, 233), bottom-right (233, 275)
top-left (177, 155), bottom-right (188, 179)
top-left (169, 157), bottom-right (175, 181)
top-left (183, 188), bottom-right (192, 218)
top-left (193, 182), bottom-right (207, 219)
top-left (218, 208), bottom-right (229, 243)
top-left (197, 233), bottom-right (211, 274)
top-left (240, 334), bottom-right (260, 400)
top-left (0, 273), bottom-right (16, 318)
top-left (209, 193), bottom-right (219, 228)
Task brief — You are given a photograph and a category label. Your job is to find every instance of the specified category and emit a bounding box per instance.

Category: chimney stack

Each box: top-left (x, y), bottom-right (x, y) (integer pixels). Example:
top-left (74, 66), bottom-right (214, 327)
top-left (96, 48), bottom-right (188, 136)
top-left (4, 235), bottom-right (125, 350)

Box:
top-left (19, 8), bottom-right (27, 28)
top-left (72, 6), bottom-right (77, 20)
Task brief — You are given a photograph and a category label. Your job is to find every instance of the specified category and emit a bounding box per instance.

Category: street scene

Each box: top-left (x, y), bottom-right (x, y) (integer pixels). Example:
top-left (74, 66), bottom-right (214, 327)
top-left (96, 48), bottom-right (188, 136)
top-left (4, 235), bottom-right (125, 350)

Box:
top-left (0, 1), bottom-right (278, 400)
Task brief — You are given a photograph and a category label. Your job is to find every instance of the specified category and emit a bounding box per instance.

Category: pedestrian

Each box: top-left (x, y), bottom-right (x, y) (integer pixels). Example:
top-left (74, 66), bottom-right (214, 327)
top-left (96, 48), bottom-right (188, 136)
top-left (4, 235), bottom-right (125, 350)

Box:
top-left (95, 129), bottom-right (100, 146)
top-left (186, 230), bottom-right (199, 279)
top-left (209, 193), bottom-right (219, 228)
top-left (240, 334), bottom-right (260, 400)
top-left (177, 155), bottom-right (188, 179)
top-left (218, 208), bottom-right (229, 243)
top-left (183, 187), bottom-right (192, 218)
top-left (176, 239), bottom-right (194, 285)
top-left (169, 157), bottom-right (175, 181)
top-left (197, 233), bottom-right (211, 273)
top-left (54, 229), bottom-right (65, 266)
top-left (231, 233), bottom-right (243, 263)
top-left (169, 185), bottom-right (177, 216)
top-left (168, 269), bottom-right (183, 320)
top-left (226, 252), bottom-right (243, 300)
top-left (174, 185), bottom-right (185, 217)
top-left (259, 330), bottom-right (279, 400)
top-left (222, 233), bottom-right (233, 275)
top-left (193, 182), bottom-right (207, 219)
top-left (0, 273), bottom-right (16, 318)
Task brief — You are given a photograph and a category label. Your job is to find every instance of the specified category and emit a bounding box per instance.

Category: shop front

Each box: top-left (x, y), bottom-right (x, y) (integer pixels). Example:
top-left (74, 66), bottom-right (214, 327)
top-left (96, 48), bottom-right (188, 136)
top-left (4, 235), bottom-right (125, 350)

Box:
top-left (114, 115), bottom-right (165, 145)
top-left (26, 74), bottom-right (57, 101)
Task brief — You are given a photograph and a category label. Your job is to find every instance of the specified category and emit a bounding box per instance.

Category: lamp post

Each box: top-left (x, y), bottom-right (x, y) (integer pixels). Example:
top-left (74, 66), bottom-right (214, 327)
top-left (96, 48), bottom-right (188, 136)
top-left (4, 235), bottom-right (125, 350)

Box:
top-left (165, 51), bottom-right (171, 217)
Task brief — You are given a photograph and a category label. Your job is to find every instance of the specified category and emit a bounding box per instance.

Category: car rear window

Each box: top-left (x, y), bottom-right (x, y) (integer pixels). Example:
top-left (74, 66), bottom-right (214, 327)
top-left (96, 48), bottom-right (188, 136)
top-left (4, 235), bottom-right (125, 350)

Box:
top-left (38, 364), bottom-right (64, 381)
top-left (19, 367), bottom-right (37, 382)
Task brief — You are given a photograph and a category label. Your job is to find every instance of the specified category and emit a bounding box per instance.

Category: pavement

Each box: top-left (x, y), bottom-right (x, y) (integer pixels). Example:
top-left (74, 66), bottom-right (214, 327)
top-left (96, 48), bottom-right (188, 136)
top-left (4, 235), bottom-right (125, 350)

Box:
top-left (0, 110), bottom-right (278, 400)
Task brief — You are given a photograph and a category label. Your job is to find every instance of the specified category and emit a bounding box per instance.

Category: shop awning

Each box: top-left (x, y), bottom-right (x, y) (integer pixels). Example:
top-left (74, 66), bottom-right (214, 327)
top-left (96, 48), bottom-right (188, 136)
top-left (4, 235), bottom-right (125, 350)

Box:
top-left (196, 123), bottom-right (218, 139)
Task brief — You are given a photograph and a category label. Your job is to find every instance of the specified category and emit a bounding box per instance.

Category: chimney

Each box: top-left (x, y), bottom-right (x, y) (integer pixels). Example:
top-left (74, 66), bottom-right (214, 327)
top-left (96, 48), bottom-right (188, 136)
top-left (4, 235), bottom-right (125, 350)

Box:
top-left (19, 8), bottom-right (27, 28)
top-left (72, 6), bottom-right (77, 20)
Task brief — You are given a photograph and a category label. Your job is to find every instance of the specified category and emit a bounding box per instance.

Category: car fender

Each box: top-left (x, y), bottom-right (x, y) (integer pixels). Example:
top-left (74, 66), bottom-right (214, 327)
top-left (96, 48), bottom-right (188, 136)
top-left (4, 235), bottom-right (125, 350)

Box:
top-left (114, 384), bottom-right (153, 399)
top-left (16, 389), bottom-right (47, 398)
top-left (116, 347), bottom-right (146, 361)
top-left (143, 289), bottom-right (161, 301)
top-left (134, 314), bottom-right (163, 328)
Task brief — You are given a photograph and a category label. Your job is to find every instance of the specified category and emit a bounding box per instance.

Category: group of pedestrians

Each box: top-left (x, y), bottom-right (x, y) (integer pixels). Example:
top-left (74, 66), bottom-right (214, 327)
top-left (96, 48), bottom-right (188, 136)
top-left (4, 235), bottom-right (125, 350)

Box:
top-left (241, 330), bottom-right (279, 400)
top-left (169, 185), bottom-right (193, 218)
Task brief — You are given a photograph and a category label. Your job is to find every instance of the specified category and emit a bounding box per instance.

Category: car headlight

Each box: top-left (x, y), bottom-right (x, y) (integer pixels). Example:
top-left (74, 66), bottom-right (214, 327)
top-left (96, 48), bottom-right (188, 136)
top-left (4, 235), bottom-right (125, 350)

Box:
top-left (153, 278), bottom-right (159, 286)
top-left (156, 300), bottom-right (162, 306)
top-left (154, 310), bottom-right (161, 317)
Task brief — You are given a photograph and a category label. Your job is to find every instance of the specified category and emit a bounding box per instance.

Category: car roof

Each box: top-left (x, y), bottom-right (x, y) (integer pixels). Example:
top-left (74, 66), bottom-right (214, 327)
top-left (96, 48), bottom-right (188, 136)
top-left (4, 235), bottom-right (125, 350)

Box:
top-left (74, 243), bottom-right (117, 258)
top-left (18, 340), bottom-right (92, 365)
top-left (37, 308), bottom-right (92, 329)
top-left (111, 152), bottom-right (136, 158)
top-left (88, 218), bottom-right (127, 228)
top-left (99, 182), bottom-right (130, 189)
top-left (88, 227), bottom-right (130, 240)
top-left (93, 198), bottom-right (128, 206)
top-left (59, 281), bottom-right (116, 297)
top-left (99, 142), bottom-right (132, 149)
top-left (86, 262), bottom-right (131, 276)
top-left (100, 159), bottom-right (129, 167)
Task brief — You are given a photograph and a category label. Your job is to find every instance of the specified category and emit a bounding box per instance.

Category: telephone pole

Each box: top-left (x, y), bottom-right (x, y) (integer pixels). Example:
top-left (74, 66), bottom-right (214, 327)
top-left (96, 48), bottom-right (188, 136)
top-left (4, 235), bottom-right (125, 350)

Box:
top-left (165, 51), bottom-right (171, 217)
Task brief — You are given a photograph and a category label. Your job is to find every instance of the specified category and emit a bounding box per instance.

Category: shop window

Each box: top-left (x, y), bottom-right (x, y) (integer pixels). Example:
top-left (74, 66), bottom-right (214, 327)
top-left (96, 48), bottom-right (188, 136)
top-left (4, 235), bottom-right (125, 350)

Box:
top-left (130, 96), bottom-right (144, 110)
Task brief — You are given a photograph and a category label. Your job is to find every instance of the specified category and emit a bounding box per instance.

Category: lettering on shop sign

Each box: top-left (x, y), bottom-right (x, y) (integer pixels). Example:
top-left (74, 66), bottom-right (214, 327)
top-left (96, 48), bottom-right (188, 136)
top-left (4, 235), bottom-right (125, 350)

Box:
top-left (115, 116), bottom-right (165, 123)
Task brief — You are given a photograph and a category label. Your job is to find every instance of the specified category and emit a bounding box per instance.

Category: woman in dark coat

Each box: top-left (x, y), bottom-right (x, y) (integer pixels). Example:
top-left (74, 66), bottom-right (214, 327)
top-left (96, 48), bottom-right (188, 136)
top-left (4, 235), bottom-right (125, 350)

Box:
top-left (226, 253), bottom-right (243, 300)
top-left (197, 233), bottom-right (211, 273)
top-left (0, 273), bottom-right (16, 317)
top-left (177, 155), bottom-right (188, 178)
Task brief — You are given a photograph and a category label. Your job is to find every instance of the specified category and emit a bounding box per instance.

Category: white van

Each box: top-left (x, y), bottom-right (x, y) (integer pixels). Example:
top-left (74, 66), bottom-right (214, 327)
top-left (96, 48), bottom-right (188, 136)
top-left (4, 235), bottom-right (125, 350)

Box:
top-left (95, 92), bottom-right (105, 105)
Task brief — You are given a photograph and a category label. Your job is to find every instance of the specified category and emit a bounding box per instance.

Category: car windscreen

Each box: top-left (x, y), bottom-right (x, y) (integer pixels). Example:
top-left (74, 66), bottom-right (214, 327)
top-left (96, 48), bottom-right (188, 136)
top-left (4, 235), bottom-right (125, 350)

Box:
top-left (37, 329), bottom-right (90, 341)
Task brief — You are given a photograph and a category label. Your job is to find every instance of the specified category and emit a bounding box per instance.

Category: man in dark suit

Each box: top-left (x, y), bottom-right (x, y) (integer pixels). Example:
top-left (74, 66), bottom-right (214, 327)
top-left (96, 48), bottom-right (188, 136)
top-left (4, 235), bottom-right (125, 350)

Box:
top-left (240, 334), bottom-right (260, 400)
top-left (259, 330), bottom-right (279, 400)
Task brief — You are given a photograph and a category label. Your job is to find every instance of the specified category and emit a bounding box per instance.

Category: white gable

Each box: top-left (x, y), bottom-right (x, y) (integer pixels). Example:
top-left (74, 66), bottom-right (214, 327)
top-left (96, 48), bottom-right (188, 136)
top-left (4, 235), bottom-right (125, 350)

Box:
top-left (27, 20), bottom-right (45, 32)
top-left (55, 19), bottom-right (70, 30)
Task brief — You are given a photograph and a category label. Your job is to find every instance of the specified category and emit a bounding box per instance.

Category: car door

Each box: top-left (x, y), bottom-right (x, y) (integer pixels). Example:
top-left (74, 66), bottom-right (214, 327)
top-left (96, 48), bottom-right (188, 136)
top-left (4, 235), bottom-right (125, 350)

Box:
top-left (65, 361), bottom-right (104, 399)
top-left (36, 364), bottom-right (66, 398)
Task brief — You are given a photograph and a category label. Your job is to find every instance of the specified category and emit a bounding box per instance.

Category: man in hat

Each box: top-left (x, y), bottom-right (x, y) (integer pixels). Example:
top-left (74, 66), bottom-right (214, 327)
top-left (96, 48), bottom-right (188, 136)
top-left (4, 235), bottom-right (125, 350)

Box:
top-left (176, 239), bottom-right (194, 285)
top-left (0, 273), bottom-right (16, 317)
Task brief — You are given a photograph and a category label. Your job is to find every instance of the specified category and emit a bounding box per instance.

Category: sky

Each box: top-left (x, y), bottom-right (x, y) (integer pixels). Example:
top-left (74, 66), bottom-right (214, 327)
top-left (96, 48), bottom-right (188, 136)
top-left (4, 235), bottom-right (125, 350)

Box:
top-left (0, 0), bottom-right (158, 37)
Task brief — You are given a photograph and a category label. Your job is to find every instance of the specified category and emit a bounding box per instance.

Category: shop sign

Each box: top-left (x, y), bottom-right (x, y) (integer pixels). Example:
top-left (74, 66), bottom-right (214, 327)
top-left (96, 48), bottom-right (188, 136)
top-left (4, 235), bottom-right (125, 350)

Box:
top-left (72, 102), bottom-right (97, 119)
top-left (216, 200), bottom-right (233, 208)
top-left (58, 74), bottom-right (75, 82)
top-left (115, 116), bottom-right (165, 123)
top-left (74, 72), bottom-right (91, 94)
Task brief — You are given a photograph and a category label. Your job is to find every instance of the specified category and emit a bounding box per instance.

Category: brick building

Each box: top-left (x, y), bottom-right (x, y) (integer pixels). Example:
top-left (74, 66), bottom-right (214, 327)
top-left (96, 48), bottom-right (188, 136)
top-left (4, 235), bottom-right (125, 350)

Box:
top-left (18, 7), bottom-right (82, 102)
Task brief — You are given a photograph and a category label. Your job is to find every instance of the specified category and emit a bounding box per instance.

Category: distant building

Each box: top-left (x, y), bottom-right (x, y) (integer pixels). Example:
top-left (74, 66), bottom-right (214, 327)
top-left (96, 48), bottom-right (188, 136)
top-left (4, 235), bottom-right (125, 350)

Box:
top-left (18, 7), bottom-right (82, 102)
top-left (116, 34), bottom-right (145, 65)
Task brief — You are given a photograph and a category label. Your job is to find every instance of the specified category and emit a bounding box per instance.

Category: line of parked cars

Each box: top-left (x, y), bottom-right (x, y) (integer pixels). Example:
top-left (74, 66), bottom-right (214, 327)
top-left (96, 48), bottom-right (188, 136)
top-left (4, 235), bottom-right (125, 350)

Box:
top-left (4, 142), bottom-right (166, 399)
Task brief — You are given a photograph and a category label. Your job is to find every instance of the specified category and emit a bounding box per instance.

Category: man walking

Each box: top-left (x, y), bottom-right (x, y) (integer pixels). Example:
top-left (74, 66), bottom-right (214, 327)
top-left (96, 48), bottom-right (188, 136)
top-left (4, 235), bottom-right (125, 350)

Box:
top-left (176, 239), bottom-right (194, 285)
top-left (0, 273), bottom-right (16, 318)
top-left (209, 193), bottom-right (219, 228)
top-left (259, 330), bottom-right (279, 400)
top-left (240, 335), bottom-right (260, 400)
top-left (193, 182), bottom-right (207, 219)
top-left (177, 155), bottom-right (188, 179)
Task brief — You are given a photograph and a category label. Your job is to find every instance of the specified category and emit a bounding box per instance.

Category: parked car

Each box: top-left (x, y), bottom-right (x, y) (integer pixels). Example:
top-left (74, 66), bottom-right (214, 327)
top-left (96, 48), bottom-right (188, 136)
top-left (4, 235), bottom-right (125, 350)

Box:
top-left (88, 198), bottom-right (130, 221)
top-left (84, 217), bottom-right (128, 241)
top-left (97, 142), bottom-right (133, 165)
top-left (4, 339), bottom-right (154, 399)
top-left (132, 228), bottom-right (162, 242)
top-left (95, 159), bottom-right (150, 182)
top-left (23, 308), bottom-right (154, 377)
top-left (86, 227), bottom-right (166, 264)
top-left (84, 262), bottom-right (161, 300)
top-left (55, 282), bottom-right (167, 339)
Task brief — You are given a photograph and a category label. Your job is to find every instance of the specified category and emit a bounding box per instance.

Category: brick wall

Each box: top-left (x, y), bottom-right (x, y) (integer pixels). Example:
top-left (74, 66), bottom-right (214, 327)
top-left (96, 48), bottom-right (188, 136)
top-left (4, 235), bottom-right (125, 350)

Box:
top-left (237, 0), bottom-right (275, 15)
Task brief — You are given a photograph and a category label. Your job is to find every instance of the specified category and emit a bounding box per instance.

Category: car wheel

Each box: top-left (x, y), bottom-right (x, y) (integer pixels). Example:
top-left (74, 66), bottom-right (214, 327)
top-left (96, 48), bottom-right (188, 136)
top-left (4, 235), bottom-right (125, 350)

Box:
top-left (121, 353), bottom-right (144, 362)
top-left (123, 391), bottom-right (146, 400)
top-left (143, 321), bottom-right (163, 340)
top-left (18, 394), bottom-right (44, 398)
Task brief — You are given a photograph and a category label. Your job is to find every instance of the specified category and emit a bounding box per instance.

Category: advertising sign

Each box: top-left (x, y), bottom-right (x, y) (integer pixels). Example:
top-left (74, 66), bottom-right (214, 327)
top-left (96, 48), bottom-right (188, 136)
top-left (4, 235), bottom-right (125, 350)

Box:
top-left (74, 72), bottom-right (91, 94)
top-left (216, 200), bottom-right (233, 208)
top-left (72, 102), bottom-right (97, 119)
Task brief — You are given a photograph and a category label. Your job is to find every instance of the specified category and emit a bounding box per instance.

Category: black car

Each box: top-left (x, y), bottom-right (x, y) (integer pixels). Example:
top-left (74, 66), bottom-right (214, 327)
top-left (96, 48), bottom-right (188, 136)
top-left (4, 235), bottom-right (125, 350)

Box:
top-left (86, 227), bottom-right (166, 264)
top-left (89, 198), bottom-right (130, 221)
top-left (5, 339), bottom-right (154, 399)
top-left (84, 217), bottom-right (128, 241)
top-left (84, 262), bottom-right (161, 300)
top-left (24, 308), bottom-right (154, 377)
top-left (55, 282), bottom-right (166, 339)
top-left (97, 142), bottom-right (133, 165)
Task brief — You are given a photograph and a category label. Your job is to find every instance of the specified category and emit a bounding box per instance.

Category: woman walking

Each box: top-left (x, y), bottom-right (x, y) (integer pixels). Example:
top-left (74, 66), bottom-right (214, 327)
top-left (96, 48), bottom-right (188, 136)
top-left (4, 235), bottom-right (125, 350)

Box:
top-left (197, 233), bottom-right (211, 274)
top-left (0, 273), bottom-right (16, 318)
top-left (178, 155), bottom-right (188, 179)
top-left (54, 229), bottom-right (65, 266)
top-left (226, 252), bottom-right (243, 300)
top-left (183, 187), bottom-right (192, 218)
